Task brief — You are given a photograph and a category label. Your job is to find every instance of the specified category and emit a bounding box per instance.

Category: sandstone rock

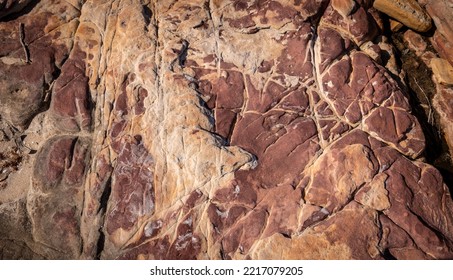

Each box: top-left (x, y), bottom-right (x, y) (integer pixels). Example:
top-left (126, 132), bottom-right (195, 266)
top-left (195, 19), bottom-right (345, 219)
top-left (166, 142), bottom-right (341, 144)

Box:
top-left (331, 0), bottom-right (355, 18)
top-left (375, 36), bottom-right (400, 76)
top-left (430, 58), bottom-right (453, 85)
top-left (373, 0), bottom-right (432, 32)
top-left (424, 0), bottom-right (453, 66)
top-left (425, 0), bottom-right (453, 43)
top-left (431, 32), bottom-right (453, 68)
top-left (403, 30), bottom-right (427, 56)
top-left (433, 87), bottom-right (453, 155)
top-left (1, 0), bottom-right (453, 260)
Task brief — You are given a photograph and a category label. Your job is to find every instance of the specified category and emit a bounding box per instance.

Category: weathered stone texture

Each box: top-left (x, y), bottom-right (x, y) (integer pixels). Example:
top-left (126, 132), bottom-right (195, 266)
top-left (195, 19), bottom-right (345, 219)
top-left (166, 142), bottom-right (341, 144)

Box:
top-left (423, 0), bottom-right (453, 66)
top-left (1, 0), bottom-right (453, 260)
top-left (373, 0), bottom-right (432, 32)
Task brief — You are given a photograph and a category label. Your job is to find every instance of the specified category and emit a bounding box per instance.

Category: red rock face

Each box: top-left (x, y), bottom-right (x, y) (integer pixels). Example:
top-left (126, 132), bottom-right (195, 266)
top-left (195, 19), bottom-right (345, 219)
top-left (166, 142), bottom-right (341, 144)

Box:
top-left (0, 0), bottom-right (453, 260)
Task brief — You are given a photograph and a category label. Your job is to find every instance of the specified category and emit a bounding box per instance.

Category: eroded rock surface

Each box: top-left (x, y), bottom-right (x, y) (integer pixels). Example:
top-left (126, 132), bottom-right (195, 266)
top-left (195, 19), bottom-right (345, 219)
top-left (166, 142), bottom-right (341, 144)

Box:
top-left (373, 0), bottom-right (432, 32)
top-left (422, 0), bottom-right (453, 67)
top-left (1, 0), bottom-right (453, 260)
top-left (399, 17), bottom-right (453, 186)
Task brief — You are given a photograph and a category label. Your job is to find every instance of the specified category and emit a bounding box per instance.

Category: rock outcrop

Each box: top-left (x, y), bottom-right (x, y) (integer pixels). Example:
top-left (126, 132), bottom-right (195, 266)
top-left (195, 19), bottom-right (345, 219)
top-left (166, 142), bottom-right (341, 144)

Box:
top-left (422, 0), bottom-right (453, 67)
top-left (1, 0), bottom-right (453, 260)
top-left (400, 8), bottom-right (453, 184)
top-left (373, 0), bottom-right (432, 32)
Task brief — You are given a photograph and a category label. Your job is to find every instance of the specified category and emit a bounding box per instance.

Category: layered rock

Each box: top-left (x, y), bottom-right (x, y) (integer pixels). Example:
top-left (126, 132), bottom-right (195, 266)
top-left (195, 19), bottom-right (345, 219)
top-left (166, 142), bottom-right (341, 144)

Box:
top-left (420, 0), bottom-right (453, 163)
top-left (1, 0), bottom-right (453, 260)
top-left (373, 0), bottom-right (432, 32)
top-left (422, 0), bottom-right (453, 67)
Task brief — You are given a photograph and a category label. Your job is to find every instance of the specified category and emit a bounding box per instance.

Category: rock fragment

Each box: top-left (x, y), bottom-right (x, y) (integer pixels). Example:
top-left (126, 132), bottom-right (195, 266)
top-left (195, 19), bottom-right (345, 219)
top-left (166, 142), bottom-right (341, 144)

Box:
top-left (373, 0), bottom-right (432, 32)
top-left (403, 30), bottom-right (427, 55)
top-left (331, 0), bottom-right (356, 18)
top-left (433, 88), bottom-right (453, 155)
top-left (430, 58), bottom-right (453, 85)
top-left (424, 0), bottom-right (453, 66)
top-left (390, 19), bottom-right (404, 32)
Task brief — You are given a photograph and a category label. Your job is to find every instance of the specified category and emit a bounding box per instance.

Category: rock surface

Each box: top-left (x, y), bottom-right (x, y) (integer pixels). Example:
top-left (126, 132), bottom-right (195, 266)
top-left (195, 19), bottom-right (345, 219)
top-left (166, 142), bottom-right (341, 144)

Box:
top-left (430, 58), bottom-right (453, 86)
top-left (423, 0), bottom-right (453, 67)
top-left (1, 0), bottom-right (453, 260)
top-left (433, 87), bottom-right (453, 157)
top-left (373, 0), bottom-right (432, 32)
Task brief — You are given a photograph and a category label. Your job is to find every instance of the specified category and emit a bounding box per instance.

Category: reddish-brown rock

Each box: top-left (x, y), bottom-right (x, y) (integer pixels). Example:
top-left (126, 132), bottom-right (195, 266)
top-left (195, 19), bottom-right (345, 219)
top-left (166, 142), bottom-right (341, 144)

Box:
top-left (433, 87), bottom-right (453, 158)
top-left (1, 0), bottom-right (453, 260)
top-left (422, 0), bottom-right (453, 67)
top-left (0, 0), bottom-right (33, 19)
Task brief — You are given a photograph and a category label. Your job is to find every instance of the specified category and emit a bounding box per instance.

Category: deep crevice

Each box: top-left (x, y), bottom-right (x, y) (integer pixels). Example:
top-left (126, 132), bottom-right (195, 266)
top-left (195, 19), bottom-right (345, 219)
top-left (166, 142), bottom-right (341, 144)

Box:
top-left (95, 230), bottom-right (105, 260)
top-left (0, 0), bottom-right (40, 22)
top-left (67, 137), bottom-right (78, 170)
top-left (225, 112), bottom-right (238, 145)
top-left (382, 248), bottom-right (397, 260)
top-left (95, 176), bottom-right (112, 259)
top-left (142, 5), bottom-right (152, 29)
top-left (219, 240), bottom-right (226, 260)
top-left (97, 176), bottom-right (112, 215)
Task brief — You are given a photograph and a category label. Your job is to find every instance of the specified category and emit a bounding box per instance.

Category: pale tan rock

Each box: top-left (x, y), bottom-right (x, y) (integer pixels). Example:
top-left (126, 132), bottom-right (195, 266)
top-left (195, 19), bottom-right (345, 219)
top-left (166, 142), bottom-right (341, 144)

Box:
top-left (430, 58), bottom-right (453, 85)
top-left (331, 0), bottom-right (356, 18)
top-left (304, 144), bottom-right (378, 212)
top-left (373, 0), bottom-right (432, 32)
top-left (360, 41), bottom-right (381, 62)
top-left (355, 173), bottom-right (391, 211)
top-left (1, 0), bottom-right (453, 261)
top-left (250, 203), bottom-right (380, 259)
top-left (375, 36), bottom-right (401, 76)
top-left (250, 232), bottom-right (353, 259)
top-left (390, 19), bottom-right (404, 32)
